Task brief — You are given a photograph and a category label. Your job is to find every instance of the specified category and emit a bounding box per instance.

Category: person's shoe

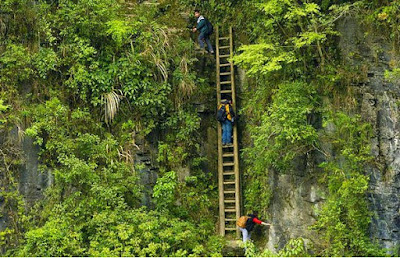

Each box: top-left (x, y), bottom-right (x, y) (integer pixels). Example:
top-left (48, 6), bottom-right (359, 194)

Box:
top-left (209, 50), bottom-right (215, 54)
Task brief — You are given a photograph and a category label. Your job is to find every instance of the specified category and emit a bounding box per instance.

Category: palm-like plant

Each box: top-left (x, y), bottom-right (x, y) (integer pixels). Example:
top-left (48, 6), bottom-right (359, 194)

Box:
top-left (179, 56), bottom-right (196, 95)
top-left (102, 90), bottom-right (124, 124)
top-left (174, 55), bottom-right (196, 107)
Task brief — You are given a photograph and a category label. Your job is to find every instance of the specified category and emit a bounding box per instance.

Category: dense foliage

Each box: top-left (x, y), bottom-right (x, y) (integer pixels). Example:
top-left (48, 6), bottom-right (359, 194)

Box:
top-left (0, 0), bottom-right (398, 256)
top-left (0, 0), bottom-right (221, 256)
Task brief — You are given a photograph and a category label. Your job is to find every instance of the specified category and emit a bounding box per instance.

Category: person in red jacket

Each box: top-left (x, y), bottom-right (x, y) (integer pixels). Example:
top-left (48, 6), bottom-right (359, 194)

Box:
top-left (240, 212), bottom-right (270, 242)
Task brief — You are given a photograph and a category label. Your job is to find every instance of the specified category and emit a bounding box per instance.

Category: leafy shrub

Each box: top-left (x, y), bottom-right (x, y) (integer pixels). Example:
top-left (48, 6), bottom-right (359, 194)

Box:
top-left (18, 208), bottom-right (223, 257)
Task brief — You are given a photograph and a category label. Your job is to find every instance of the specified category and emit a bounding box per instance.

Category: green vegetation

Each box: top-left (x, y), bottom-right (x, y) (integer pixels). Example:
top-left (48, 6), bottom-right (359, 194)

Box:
top-left (0, 0), bottom-right (221, 256)
top-left (312, 113), bottom-right (383, 256)
top-left (0, 0), bottom-right (398, 256)
top-left (230, 0), bottom-right (392, 256)
top-left (244, 238), bottom-right (309, 257)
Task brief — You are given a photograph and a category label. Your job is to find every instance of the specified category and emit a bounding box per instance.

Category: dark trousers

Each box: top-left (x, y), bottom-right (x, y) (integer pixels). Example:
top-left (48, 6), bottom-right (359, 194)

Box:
top-left (198, 32), bottom-right (214, 52)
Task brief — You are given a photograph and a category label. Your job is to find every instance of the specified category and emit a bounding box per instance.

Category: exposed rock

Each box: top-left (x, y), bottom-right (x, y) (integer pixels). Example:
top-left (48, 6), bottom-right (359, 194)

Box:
top-left (0, 129), bottom-right (52, 245)
top-left (252, 15), bottom-right (400, 253)
top-left (136, 135), bottom-right (158, 209)
top-left (338, 15), bottom-right (400, 250)
top-left (266, 167), bottom-right (324, 252)
top-left (18, 136), bottom-right (51, 207)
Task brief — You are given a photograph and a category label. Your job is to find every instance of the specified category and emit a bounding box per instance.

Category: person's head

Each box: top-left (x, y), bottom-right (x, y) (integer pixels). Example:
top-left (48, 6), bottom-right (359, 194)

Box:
top-left (252, 211), bottom-right (259, 217)
top-left (194, 9), bottom-right (201, 18)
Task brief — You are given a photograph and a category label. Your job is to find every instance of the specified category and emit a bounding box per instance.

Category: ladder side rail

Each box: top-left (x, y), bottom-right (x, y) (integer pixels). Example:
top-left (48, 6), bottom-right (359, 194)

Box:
top-left (229, 26), bottom-right (241, 238)
top-left (216, 26), bottom-right (225, 236)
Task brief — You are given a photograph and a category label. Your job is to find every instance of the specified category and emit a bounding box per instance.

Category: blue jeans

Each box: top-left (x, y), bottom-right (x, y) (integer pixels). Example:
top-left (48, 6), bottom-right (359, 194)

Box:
top-left (198, 32), bottom-right (214, 52)
top-left (222, 120), bottom-right (233, 144)
top-left (240, 227), bottom-right (251, 242)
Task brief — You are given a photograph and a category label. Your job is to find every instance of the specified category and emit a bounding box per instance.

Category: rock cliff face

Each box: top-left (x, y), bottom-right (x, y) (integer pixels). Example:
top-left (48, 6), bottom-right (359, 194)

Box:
top-left (3, 13), bottom-right (400, 254)
top-left (263, 16), bottom-right (400, 252)
top-left (0, 131), bottom-right (52, 234)
top-left (19, 137), bottom-right (52, 206)
top-left (265, 169), bottom-right (324, 252)
top-left (135, 134), bottom-right (159, 209)
top-left (235, 52), bottom-right (327, 253)
top-left (333, 15), bottom-right (400, 251)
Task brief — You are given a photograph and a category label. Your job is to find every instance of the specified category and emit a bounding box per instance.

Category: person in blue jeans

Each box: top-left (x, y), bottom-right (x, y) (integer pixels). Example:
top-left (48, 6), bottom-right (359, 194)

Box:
top-left (192, 10), bottom-right (214, 54)
top-left (222, 119), bottom-right (233, 145)
top-left (238, 212), bottom-right (270, 243)
top-left (218, 99), bottom-right (235, 145)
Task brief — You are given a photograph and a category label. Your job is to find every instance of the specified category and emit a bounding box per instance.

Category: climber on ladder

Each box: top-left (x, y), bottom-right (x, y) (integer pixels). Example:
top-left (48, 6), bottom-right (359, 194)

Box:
top-left (237, 212), bottom-right (271, 243)
top-left (217, 99), bottom-right (235, 146)
top-left (192, 9), bottom-right (214, 54)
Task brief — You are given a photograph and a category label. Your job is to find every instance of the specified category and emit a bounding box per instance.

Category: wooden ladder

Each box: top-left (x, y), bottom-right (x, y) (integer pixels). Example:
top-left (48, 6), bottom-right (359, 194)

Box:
top-left (216, 26), bottom-right (240, 238)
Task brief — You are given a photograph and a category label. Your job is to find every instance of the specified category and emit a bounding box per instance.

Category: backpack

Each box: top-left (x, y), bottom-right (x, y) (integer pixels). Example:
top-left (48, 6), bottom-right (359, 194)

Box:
top-left (205, 18), bottom-right (214, 35)
top-left (217, 105), bottom-right (227, 122)
top-left (237, 216), bottom-right (249, 228)
top-left (228, 105), bottom-right (236, 122)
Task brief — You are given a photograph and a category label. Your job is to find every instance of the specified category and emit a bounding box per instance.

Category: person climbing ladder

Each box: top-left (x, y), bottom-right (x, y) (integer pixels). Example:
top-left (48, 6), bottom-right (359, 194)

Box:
top-left (217, 99), bottom-right (235, 145)
top-left (192, 9), bottom-right (214, 54)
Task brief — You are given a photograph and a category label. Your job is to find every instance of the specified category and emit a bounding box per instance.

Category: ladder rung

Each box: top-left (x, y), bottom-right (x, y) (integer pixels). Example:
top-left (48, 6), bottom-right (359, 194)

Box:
top-left (219, 46), bottom-right (230, 49)
top-left (220, 72), bottom-right (231, 76)
top-left (219, 54), bottom-right (230, 58)
top-left (224, 199), bottom-right (236, 203)
top-left (219, 37), bottom-right (230, 40)
top-left (223, 162), bottom-right (235, 166)
top-left (221, 90), bottom-right (232, 94)
top-left (225, 208), bottom-right (236, 212)
top-left (225, 228), bottom-right (237, 231)
top-left (220, 81), bottom-right (232, 85)
top-left (223, 171), bottom-right (235, 175)
top-left (225, 218), bottom-right (236, 221)
top-left (223, 153), bottom-right (234, 157)
top-left (224, 181), bottom-right (235, 185)
top-left (219, 63), bottom-right (231, 67)
top-left (222, 145), bottom-right (233, 148)
top-left (224, 190), bottom-right (235, 194)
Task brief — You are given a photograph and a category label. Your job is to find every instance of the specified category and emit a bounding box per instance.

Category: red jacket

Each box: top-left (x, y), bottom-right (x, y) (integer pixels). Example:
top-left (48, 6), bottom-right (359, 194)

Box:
top-left (246, 215), bottom-right (263, 232)
top-left (252, 217), bottom-right (263, 224)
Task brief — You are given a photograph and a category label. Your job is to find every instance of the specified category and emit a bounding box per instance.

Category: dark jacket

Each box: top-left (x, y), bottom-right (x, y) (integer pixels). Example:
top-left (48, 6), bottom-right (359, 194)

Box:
top-left (196, 16), bottom-right (208, 34)
top-left (245, 214), bottom-right (261, 232)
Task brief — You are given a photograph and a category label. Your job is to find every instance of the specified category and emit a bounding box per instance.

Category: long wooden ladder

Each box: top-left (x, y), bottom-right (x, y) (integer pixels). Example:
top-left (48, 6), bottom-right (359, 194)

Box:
top-left (216, 26), bottom-right (240, 238)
